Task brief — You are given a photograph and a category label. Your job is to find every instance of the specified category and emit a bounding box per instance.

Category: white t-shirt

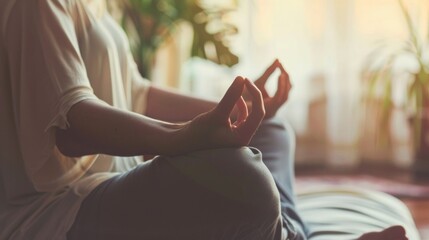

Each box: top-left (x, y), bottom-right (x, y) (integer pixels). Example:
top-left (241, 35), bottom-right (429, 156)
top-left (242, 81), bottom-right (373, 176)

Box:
top-left (0, 0), bottom-right (151, 239)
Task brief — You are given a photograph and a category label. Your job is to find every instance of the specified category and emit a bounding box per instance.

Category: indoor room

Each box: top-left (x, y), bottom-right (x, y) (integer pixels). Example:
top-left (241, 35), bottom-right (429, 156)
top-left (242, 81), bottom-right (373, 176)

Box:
top-left (0, 0), bottom-right (428, 239)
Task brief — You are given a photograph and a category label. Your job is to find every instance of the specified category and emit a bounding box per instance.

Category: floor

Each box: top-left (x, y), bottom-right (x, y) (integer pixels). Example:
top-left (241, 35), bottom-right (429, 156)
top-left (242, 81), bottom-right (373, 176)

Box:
top-left (295, 164), bottom-right (429, 239)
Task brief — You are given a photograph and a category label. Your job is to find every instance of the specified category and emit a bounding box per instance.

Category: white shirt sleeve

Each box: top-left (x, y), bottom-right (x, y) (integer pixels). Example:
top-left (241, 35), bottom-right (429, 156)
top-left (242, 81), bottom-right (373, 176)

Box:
top-left (5, 0), bottom-right (98, 191)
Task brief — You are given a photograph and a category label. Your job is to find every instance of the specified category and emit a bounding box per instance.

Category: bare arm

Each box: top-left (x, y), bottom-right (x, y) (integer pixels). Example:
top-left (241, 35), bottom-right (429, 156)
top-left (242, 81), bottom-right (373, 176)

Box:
top-left (145, 59), bottom-right (292, 123)
top-left (145, 85), bottom-right (217, 122)
top-left (56, 77), bottom-right (265, 158)
top-left (56, 99), bottom-right (187, 157)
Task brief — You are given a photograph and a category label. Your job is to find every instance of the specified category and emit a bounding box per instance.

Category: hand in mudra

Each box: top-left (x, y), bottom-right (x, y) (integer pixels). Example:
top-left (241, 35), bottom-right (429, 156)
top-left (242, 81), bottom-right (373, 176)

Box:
top-left (252, 59), bottom-right (292, 119)
top-left (182, 76), bottom-right (265, 151)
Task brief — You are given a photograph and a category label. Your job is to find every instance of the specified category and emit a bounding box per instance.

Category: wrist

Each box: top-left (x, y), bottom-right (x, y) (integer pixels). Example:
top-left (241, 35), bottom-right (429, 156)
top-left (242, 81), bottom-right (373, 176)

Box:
top-left (161, 121), bottom-right (196, 156)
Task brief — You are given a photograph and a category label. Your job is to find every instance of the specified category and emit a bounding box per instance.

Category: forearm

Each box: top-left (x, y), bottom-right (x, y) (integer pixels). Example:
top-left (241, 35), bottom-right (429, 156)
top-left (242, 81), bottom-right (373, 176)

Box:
top-left (145, 86), bottom-right (217, 122)
top-left (56, 99), bottom-right (188, 157)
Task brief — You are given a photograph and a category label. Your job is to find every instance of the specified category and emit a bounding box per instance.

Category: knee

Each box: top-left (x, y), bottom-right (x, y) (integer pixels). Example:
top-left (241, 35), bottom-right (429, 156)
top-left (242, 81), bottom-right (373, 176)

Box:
top-left (252, 118), bottom-right (296, 164)
top-left (168, 147), bottom-right (281, 219)
top-left (261, 118), bottom-right (295, 148)
top-left (213, 147), bottom-right (282, 224)
top-left (223, 147), bottom-right (280, 211)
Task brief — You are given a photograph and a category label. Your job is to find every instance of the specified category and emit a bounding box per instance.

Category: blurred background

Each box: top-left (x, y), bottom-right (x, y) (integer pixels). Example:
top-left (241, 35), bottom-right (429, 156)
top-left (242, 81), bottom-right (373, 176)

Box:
top-left (112, 0), bottom-right (429, 171)
top-left (111, 1), bottom-right (429, 236)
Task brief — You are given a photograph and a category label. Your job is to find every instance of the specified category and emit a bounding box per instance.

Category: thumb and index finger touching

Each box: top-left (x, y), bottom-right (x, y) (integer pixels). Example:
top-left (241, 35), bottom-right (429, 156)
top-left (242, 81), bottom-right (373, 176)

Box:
top-left (256, 59), bottom-right (291, 97)
top-left (213, 59), bottom-right (290, 144)
top-left (214, 76), bottom-right (247, 121)
top-left (214, 76), bottom-right (265, 144)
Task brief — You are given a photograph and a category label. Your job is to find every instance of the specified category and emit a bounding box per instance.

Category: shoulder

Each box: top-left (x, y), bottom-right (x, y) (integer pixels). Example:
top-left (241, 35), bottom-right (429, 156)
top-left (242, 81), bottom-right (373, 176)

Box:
top-left (1, 0), bottom-right (84, 45)
top-left (25, 0), bottom-right (84, 22)
top-left (2, 0), bottom-right (78, 24)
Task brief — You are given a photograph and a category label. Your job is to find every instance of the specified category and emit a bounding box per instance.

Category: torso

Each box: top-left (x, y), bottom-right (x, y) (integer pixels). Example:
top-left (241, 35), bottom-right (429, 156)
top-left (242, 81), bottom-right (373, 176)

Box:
top-left (0, 1), bottom-right (145, 238)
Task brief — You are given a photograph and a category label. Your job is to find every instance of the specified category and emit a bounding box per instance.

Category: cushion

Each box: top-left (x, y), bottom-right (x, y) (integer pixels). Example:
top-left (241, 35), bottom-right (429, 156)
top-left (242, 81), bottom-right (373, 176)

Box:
top-left (296, 187), bottom-right (420, 240)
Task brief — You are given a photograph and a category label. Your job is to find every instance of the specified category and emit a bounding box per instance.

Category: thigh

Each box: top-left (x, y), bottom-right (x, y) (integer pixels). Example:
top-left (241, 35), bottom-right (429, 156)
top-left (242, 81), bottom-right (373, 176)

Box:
top-left (67, 147), bottom-right (284, 240)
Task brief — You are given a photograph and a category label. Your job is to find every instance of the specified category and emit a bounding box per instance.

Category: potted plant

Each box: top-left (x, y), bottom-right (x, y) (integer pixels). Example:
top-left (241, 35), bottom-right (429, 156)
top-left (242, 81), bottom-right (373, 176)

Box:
top-left (364, 0), bottom-right (429, 179)
top-left (114, 0), bottom-right (239, 78)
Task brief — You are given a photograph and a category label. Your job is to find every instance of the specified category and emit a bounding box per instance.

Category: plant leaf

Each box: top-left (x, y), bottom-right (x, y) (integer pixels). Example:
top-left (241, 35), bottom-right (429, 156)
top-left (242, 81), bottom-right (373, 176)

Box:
top-left (398, 0), bottom-right (423, 59)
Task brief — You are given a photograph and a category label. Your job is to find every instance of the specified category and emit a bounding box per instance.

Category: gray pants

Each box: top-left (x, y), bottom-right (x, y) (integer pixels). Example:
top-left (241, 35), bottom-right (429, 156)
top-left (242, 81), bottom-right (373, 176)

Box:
top-left (67, 119), bottom-right (307, 240)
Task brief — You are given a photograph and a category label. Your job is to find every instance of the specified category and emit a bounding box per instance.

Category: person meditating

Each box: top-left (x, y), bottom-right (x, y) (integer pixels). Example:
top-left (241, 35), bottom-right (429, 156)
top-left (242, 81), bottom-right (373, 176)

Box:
top-left (0, 0), bottom-right (408, 239)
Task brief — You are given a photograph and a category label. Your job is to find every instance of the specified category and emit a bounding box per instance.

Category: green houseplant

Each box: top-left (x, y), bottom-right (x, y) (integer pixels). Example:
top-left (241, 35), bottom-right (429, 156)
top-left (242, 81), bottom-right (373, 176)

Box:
top-left (364, 0), bottom-right (429, 178)
top-left (116, 0), bottom-right (239, 78)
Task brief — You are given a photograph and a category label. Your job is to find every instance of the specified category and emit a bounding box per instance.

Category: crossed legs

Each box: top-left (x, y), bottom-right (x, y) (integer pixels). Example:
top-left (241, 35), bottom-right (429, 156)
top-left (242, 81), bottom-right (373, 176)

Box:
top-left (67, 119), bottom-right (305, 240)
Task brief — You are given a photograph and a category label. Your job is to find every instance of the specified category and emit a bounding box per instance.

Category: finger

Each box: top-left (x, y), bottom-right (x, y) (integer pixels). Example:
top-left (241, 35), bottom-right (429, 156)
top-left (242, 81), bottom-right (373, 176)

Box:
top-left (235, 79), bottom-right (265, 141)
top-left (232, 96), bottom-right (248, 127)
top-left (256, 59), bottom-right (281, 85)
top-left (274, 72), bottom-right (287, 104)
top-left (256, 60), bottom-right (279, 98)
top-left (276, 60), bottom-right (291, 96)
top-left (245, 79), bottom-right (265, 118)
top-left (258, 84), bottom-right (270, 99)
top-left (277, 59), bottom-right (288, 74)
top-left (280, 72), bottom-right (292, 104)
top-left (259, 85), bottom-right (269, 99)
top-left (214, 76), bottom-right (245, 120)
